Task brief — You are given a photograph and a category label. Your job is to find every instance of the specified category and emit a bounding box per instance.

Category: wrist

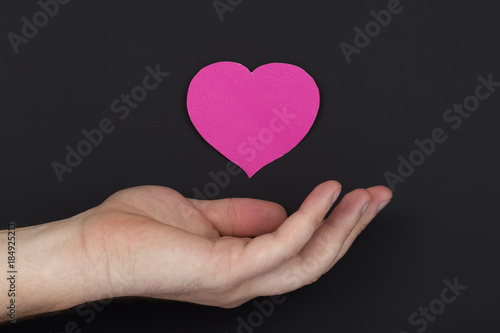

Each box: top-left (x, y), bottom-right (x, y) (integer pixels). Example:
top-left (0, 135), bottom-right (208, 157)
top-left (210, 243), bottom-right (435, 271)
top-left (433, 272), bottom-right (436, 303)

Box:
top-left (1, 213), bottom-right (114, 321)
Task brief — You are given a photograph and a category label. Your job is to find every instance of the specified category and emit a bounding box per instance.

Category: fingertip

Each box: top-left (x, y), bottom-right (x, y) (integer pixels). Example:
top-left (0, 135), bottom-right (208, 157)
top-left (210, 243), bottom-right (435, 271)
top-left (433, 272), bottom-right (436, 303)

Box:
top-left (274, 202), bottom-right (288, 221)
top-left (363, 186), bottom-right (393, 214)
top-left (367, 185), bottom-right (393, 199)
top-left (312, 180), bottom-right (342, 206)
top-left (322, 180), bottom-right (342, 194)
top-left (259, 201), bottom-right (288, 227)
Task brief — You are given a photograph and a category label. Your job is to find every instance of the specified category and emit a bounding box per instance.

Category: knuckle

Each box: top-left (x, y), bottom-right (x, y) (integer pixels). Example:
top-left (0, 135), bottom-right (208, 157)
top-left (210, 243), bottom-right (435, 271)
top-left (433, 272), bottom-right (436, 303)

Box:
top-left (298, 210), bottom-right (323, 231)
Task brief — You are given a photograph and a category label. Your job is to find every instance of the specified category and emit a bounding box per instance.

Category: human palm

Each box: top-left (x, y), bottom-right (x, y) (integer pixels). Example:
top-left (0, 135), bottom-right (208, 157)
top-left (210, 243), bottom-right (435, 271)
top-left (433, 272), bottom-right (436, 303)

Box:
top-left (79, 181), bottom-right (391, 308)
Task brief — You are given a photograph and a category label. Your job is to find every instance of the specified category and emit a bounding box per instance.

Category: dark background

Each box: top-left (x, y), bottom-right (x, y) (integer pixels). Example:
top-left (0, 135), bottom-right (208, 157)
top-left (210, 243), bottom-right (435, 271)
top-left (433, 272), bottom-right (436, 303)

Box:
top-left (1, 0), bottom-right (499, 332)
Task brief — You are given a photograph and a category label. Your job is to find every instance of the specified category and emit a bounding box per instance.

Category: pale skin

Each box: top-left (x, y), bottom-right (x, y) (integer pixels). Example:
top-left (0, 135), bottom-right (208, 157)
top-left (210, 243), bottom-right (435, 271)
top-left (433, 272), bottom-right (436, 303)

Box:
top-left (0, 181), bottom-right (392, 322)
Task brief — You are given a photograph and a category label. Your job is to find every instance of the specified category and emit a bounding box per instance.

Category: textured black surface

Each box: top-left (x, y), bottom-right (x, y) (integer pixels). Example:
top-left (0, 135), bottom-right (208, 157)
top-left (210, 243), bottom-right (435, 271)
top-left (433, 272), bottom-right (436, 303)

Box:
top-left (1, 0), bottom-right (499, 332)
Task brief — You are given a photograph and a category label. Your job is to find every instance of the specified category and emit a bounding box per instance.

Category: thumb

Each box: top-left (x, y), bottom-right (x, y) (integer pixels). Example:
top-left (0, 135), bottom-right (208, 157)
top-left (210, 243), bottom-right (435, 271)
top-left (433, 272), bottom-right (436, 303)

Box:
top-left (187, 198), bottom-right (288, 237)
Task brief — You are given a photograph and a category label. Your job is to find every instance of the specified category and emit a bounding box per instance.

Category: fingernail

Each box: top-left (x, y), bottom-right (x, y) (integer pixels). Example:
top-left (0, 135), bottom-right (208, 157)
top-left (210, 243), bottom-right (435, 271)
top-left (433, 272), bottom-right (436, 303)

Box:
top-left (377, 199), bottom-right (391, 213)
top-left (361, 202), bottom-right (370, 215)
top-left (332, 189), bottom-right (341, 205)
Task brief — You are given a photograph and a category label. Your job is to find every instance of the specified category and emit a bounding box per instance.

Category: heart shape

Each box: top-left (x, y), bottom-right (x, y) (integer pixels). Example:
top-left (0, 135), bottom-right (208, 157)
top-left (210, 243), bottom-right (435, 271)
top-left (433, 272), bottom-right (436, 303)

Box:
top-left (187, 62), bottom-right (320, 177)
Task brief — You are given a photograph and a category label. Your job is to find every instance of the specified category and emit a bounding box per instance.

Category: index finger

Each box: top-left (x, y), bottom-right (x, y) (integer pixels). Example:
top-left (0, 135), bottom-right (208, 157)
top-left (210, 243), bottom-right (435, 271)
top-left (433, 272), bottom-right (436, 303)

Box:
top-left (240, 181), bottom-right (342, 277)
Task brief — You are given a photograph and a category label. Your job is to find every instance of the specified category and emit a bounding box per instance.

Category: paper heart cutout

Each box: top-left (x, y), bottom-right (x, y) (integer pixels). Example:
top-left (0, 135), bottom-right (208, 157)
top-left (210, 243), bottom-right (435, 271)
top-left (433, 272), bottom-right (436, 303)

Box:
top-left (187, 62), bottom-right (320, 177)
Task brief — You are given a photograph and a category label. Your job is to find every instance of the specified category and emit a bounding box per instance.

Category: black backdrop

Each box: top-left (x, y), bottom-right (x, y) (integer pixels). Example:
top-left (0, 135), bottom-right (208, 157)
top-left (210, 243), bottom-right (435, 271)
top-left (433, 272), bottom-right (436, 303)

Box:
top-left (1, 1), bottom-right (499, 332)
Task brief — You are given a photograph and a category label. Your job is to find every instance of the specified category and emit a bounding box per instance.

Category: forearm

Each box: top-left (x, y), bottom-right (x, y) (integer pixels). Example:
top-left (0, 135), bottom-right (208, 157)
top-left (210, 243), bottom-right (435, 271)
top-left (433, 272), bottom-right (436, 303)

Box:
top-left (0, 216), bottom-right (109, 323)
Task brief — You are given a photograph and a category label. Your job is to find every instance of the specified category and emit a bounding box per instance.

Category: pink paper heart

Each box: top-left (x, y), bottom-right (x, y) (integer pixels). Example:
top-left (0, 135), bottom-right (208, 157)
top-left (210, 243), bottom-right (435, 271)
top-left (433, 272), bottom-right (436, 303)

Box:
top-left (187, 62), bottom-right (320, 178)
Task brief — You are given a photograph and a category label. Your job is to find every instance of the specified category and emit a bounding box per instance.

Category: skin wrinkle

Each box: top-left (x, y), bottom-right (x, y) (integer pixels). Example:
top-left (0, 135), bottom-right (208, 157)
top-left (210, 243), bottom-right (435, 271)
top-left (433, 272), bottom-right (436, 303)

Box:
top-left (79, 217), bottom-right (102, 292)
top-left (297, 209), bottom-right (323, 234)
top-left (270, 230), bottom-right (297, 262)
top-left (82, 211), bottom-right (147, 297)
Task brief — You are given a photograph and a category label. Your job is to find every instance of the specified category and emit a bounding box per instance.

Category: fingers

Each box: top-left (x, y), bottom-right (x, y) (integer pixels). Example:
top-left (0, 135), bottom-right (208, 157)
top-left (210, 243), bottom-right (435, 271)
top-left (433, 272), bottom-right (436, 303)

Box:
top-left (232, 186), bottom-right (392, 299)
top-left (187, 198), bottom-right (288, 237)
top-left (239, 181), bottom-right (342, 278)
top-left (327, 186), bottom-right (392, 269)
top-left (239, 188), bottom-right (369, 296)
